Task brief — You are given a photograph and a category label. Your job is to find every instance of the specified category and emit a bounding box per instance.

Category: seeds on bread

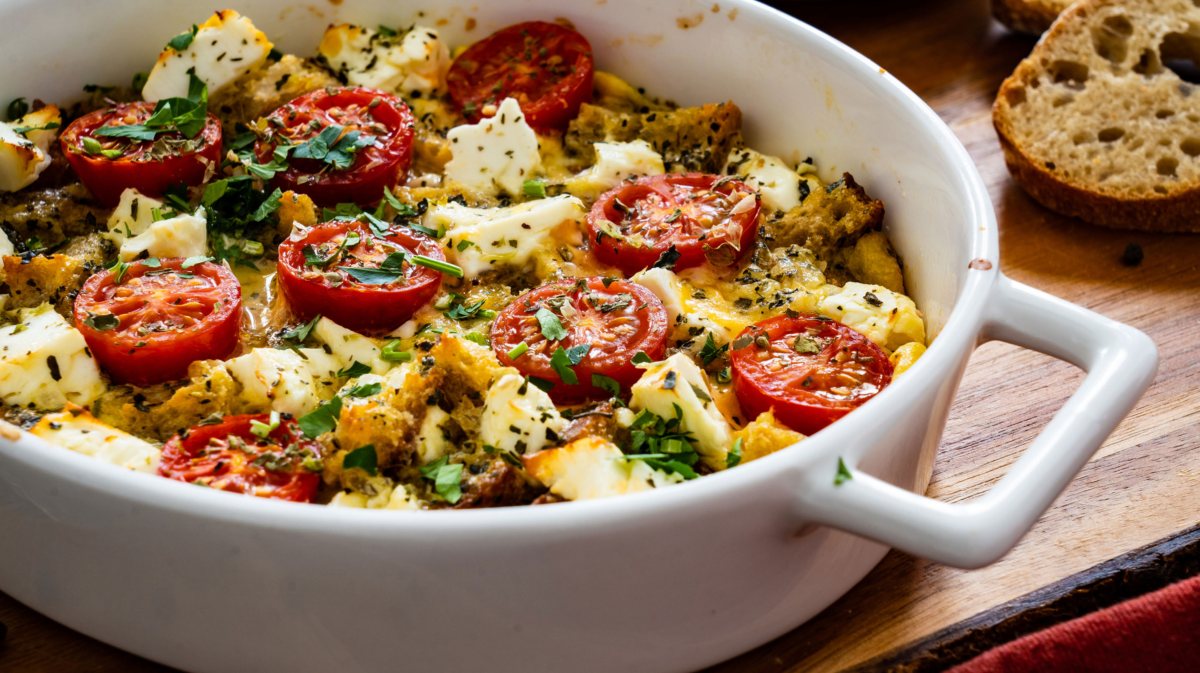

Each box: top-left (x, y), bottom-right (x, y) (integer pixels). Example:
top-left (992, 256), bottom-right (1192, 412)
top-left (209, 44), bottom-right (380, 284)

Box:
top-left (993, 0), bottom-right (1200, 232)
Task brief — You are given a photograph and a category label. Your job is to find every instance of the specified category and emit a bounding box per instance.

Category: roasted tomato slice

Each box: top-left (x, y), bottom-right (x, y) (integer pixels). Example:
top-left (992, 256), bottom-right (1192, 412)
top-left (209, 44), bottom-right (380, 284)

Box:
top-left (59, 101), bottom-right (223, 206)
top-left (586, 173), bottom-right (760, 276)
top-left (159, 413), bottom-right (324, 502)
top-left (276, 219), bottom-right (446, 334)
top-left (491, 277), bottom-right (668, 404)
top-left (256, 87), bottom-right (415, 206)
top-left (74, 258), bottom-right (242, 386)
top-left (729, 314), bottom-right (893, 435)
top-left (446, 20), bottom-right (594, 132)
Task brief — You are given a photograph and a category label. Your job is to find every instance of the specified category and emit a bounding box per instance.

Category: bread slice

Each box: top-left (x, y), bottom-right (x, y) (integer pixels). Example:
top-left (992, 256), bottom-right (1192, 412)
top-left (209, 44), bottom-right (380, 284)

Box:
top-left (992, 0), bottom-right (1072, 34)
top-left (994, 0), bottom-right (1200, 232)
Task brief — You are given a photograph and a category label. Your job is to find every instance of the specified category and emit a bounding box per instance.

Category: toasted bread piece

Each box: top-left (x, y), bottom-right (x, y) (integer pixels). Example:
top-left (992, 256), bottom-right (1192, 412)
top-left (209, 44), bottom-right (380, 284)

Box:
top-left (993, 0), bottom-right (1072, 34)
top-left (994, 0), bottom-right (1200, 232)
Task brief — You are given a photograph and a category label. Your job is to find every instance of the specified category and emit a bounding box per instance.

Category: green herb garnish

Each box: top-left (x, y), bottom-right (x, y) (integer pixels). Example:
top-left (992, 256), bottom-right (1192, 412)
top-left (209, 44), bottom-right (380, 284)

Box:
top-left (420, 456), bottom-right (464, 504)
top-left (342, 444), bottom-right (378, 476)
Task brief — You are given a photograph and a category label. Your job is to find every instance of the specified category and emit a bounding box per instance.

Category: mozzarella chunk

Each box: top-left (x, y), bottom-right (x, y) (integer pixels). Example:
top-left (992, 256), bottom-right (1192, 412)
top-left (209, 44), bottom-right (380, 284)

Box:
top-left (0, 229), bottom-right (14, 255)
top-left (142, 10), bottom-right (273, 101)
top-left (633, 267), bottom-right (740, 354)
top-left (311, 317), bottom-right (387, 373)
top-left (630, 353), bottom-right (732, 470)
top-left (725, 148), bottom-right (802, 213)
top-left (524, 436), bottom-right (682, 501)
top-left (0, 106), bottom-right (61, 192)
top-left (818, 282), bottom-right (925, 351)
top-left (425, 194), bottom-right (585, 278)
top-left (318, 24), bottom-right (450, 95)
top-left (224, 347), bottom-right (340, 416)
top-left (415, 405), bottom-right (452, 464)
top-left (0, 304), bottom-right (104, 410)
top-left (31, 407), bottom-right (159, 472)
top-left (480, 372), bottom-right (566, 456)
top-left (565, 140), bottom-right (665, 199)
top-left (444, 97), bottom-right (541, 197)
top-left (107, 188), bottom-right (207, 261)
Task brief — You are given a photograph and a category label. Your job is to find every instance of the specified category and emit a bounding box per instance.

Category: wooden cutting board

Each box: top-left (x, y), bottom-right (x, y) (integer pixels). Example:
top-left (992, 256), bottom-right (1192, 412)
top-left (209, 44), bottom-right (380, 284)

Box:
top-left (1, 0), bottom-right (1198, 671)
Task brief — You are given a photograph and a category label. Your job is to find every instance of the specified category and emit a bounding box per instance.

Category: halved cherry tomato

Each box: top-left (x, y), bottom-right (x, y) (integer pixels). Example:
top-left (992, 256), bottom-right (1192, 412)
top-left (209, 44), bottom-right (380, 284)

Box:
top-left (59, 102), bottom-right (223, 206)
top-left (256, 87), bottom-right (415, 206)
top-left (276, 219), bottom-right (445, 334)
top-left (586, 173), bottom-right (761, 276)
top-left (446, 21), bottom-right (594, 132)
top-left (491, 277), bottom-right (668, 403)
top-left (74, 258), bottom-right (242, 386)
top-left (729, 314), bottom-right (893, 435)
top-left (159, 413), bottom-right (324, 502)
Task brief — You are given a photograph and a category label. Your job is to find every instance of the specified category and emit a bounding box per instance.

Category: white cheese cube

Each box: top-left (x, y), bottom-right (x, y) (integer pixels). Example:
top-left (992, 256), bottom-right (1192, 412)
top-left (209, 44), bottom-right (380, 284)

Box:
top-left (524, 436), bottom-right (682, 501)
top-left (630, 353), bottom-right (731, 470)
top-left (331, 479), bottom-right (421, 510)
top-left (0, 229), bottom-right (14, 256)
top-left (725, 148), bottom-right (802, 213)
top-left (311, 317), bottom-right (387, 373)
top-left (142, 10), bottom-right (273, 101)
top-left (565, 140), bottom-right (665, 199)
top-left (107, 188), bottom-right (208, 261)
top-left (0, 304), bottom-right (105, 410)
top-left (0, 106), bottom-right (61, 192)
top-left (424, 194), bottom-right (584, 279)
top-left (480, 372), bottom-right (566, 456)
top-left (444, 97), bottom-right (541, 197)
top-left (414, 404), bottom-right (451, 464)
top-left (318, 24), bottom-right (450, 95)
top-left (818, 282), bottom-right (925, 351)
top-left (225, 347), bottom-right (340, 416)
top-left (31, 407), bottom-right (159, 472)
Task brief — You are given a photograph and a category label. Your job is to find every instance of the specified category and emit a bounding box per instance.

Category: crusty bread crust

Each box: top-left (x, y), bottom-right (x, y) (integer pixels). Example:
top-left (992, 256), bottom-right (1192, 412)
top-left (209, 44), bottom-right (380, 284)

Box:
top-left (992, 0), bottom-right (1071, 34)
top-left (993, 0), bottom-right (1200, 232)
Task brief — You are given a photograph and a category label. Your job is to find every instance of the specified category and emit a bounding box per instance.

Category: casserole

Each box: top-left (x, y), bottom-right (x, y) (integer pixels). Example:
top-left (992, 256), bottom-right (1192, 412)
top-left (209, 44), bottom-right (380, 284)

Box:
top-left (0, 2), bottom-right (1158, 673)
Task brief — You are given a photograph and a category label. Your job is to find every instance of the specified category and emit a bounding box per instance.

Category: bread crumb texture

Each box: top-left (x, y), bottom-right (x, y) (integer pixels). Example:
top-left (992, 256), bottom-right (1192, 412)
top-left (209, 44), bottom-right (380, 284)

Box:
top-left (994, 0), bottom-right (1200, 231)
top-left (992, 0), bottom-right (1072, 34)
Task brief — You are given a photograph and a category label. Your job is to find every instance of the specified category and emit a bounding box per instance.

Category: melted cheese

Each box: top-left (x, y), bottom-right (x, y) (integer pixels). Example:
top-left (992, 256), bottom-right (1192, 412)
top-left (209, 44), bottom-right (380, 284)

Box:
top-left (630, 353), bottom-right (732, 470)
top-left (318, 24), bottom-right (450, 95)
top-left (425, 194), bottom-right (586, 279)
top-left (565, 140), bottom-right (665, 199)
top-left (31, 407), bottom-right (159, 472)
top-left (444, 97), bottom-right (541, 197)
top-left (107, 188), bottom-right (208, 260)
top-left (524, 436), bottom-right (682, 501)
top-left (142, 10), bottom-right (273, 101)
top-left (0, 106), bottom-right (60, 192)
top-left (224, 347), bottom-right (340, 416)
top-left (725, 147), bottom-right (803, 213)
top-left (818, 282), bottom-right (925, 351)
top-left (479, 372), bottom-right (566, 456)
top-left (0, 304), bottom-right (104, 410)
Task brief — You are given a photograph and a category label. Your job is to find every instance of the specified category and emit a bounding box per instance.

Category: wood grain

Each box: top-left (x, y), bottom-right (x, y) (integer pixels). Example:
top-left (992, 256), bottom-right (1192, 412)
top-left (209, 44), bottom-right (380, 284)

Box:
top-left (2, 0), bottom-right (1198, 671)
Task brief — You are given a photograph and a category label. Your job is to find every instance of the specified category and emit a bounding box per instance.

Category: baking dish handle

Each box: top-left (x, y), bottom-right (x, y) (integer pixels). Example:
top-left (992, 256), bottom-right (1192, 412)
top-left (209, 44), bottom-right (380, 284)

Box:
top-left (793, 275), bottom-right (1158, 568)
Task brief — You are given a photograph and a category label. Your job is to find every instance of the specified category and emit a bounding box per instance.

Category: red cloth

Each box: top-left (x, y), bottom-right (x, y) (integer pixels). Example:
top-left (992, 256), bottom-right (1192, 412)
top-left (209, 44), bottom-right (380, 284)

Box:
top-left (949, 574), bottom-right (1200, 673)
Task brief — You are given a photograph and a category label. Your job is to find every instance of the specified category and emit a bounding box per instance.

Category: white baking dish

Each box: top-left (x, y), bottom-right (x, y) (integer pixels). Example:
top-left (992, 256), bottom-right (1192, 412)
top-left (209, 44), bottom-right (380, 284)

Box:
top-left (0, 1), bottom-right (1158, 671)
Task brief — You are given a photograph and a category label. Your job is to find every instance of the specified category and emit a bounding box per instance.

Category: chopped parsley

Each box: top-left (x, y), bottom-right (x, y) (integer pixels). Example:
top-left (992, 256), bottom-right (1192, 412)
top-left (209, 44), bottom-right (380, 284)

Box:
top-left (591, 373), bottom-right (621, 398)
top-left (280, 315), bottom-right (321, 345)
top-left (549, 344), bottom-right (590, 385)
top-left (445, 298), bottom-right (495, 321)
top-left (535, 307), bottom-right (567, 341)
top-left (698, 332), bottom-right (728, 365)
top-left (291, 124), bottom-right (377, 170)
top-left (94, 72), bottom-right (209, 141)
top-left (83, 312), bottom-right (119, 331)
top-left (5, 97), bottom-right (28, 121)
top-left (652, 245), bottom-right (681, 270)
top-left (337, 361), bottom-right (372, 378)
top-left (342, 444), bottom-right (378, 476)
top-left (632, 351), bottom-right (653, 365)
top-left (420, 456), bottom-right (464, 504)
top-left (834, 457), bottom-right (853, 486)
top-left (297, 395), bottom-right (343, 439)
top-left (344, 381), bottom-right (383, 398)
top-left (166, 24), bottom-right (199, 51)
top-left (623, 406), bottom-right (701, 480)
top-left (726, 437), bottom-right (743, 468)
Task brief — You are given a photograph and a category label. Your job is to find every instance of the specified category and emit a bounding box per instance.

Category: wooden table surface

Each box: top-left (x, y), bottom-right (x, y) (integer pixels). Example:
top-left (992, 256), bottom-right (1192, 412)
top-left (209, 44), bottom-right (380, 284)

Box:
top-left (2, 0), bottom-right (1198, 671)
